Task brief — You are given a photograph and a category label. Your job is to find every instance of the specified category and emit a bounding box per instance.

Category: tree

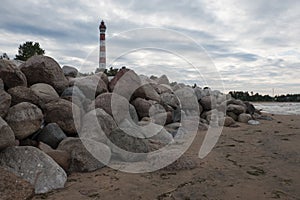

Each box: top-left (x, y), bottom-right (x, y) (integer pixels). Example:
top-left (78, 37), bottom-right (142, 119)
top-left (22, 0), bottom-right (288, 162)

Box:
top-left (15, 41), bottom-right (45, 61)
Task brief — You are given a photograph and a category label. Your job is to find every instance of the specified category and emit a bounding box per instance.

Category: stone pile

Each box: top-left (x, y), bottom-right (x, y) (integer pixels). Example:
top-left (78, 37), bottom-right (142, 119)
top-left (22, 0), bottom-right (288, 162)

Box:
top-left (0, 55), bottom-right (263, 195)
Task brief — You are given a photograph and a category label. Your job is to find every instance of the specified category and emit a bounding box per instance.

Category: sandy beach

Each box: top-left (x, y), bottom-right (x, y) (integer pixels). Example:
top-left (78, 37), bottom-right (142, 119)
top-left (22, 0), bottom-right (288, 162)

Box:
top-left (32, 114), bottom-right (300, 200)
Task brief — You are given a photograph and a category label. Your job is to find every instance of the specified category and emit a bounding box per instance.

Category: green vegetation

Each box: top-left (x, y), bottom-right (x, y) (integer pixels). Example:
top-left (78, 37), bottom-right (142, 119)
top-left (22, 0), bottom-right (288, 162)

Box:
top-left (15, 41), bottom-right (45, 61)
top-left (229, 91), bottom-right (300, 102)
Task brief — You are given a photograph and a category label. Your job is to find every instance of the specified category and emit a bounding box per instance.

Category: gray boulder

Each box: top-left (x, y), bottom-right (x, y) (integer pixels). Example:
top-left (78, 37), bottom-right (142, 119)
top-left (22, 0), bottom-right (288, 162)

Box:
top-left (20, 55), bottom-right (68, 94)
top-left (0, 90), bottom-right (11, 118)
top-left (0, 146), bottom-right (67, 194)
top-left (62, 65), bottom-right (78, 78)
top-left (156, 74), bottom-right (170, 85)
top-left (238, 113), bottom-right (252, 123)
top-left (199, 96), bottom-right (212, 111)
top-left (0, 117), bottom-right (15, 151)
top-left (58, 137), bottom-right (111, 172)
top-left (37, 123), bottom-right (67, 149)
top-left (80, 108), bottom-right (117, 144)
top-left (71, 75), bottom-right (108, 99)
top-left (160, 93), bottom-right (179, 108)
top-left (0, 59), bottom-right (27, 89)
top-left (108, 128), bottom-right (149, 162)
top-left (5, 102), bottom-right (43, 140)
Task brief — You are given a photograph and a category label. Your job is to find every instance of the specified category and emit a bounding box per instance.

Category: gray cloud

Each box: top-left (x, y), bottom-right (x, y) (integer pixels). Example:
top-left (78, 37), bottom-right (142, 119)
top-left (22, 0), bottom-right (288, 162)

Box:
top-left (0, 0), bottom-right (299, 95)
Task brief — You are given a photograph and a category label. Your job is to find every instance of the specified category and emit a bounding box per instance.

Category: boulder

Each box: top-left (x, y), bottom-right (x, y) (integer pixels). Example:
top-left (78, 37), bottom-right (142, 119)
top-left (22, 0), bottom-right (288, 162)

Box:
top-left (0, 90), bottom-right (11, 118)
top-left (45, 150), bottom-right (71, 172)
top-left (153, 84), bottom-right (173, 94)
top-left (223, 116), bottom-right (236, 127)
top-left (227, 104), bottom-right (246, 115)
top-left (108, 68), bottom-right (131, 92)
top-left (238, 113), bottom-right (252, 123)
top-left (5, 102), bottom-right (43, 140)
top-left (0, 78), bottom-right (3, 90)
top-left (7, 86), bottom-right (40, 106)
top-left (94, 92), bottom-right (136, 124)
top-left (30, 83), bottom-right (59, 105)
top-left (133, 84), bottom-right (161, 102)
top-left (0, 117), bottom-right (15, 151)
top-left (44, 99), bottom-right (81, 136)
top-left (131, 97), bottom-right (153, 118)
top-left (156, 74), bottom-right (170, 85)
top-left (160, 93), bottom-right (180, 108)
top-left (62, 65), bottom-right (78, 78)
top-left (20, 55), bottom-right (68, 94)
top-left (80, 108), bottom-right (117, 143)
top-left (199, 96), bottom-right (212, 111)
top-left (61, 86), bottom-right (86, 102)
top-left (95, 72), bottom-right (109, 86)
top-left (0, 146), bottom-right (67, 194)
top-left (71, 75), bottom-right (108, 99)
top-left (227, 111), bottom-right (238, 121)
top-left (174, 87), bottom-right (199, 111)
top-left (108, 128), bottom-right (149, 162)
top-left (244, 101), bottom-right (256, 115)
top-left (37, 123), bottom-right (67, 149)
top-left (0, 59), bottom-right (27, 89)
top-left (0, 167), bottom-right (34, 200)
top-left (58, 138), bottom-right (111, 172)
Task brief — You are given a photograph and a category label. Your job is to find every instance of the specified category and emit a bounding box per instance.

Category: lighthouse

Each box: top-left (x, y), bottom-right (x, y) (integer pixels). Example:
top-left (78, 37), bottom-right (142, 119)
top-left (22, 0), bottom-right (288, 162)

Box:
top-left (99, 20), bottom-right (106, 69)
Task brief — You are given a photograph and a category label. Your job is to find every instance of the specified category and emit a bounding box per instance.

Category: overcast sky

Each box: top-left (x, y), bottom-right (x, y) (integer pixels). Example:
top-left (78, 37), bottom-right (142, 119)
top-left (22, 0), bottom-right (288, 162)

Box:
top-left (0, 0), bottom-right (299, 95)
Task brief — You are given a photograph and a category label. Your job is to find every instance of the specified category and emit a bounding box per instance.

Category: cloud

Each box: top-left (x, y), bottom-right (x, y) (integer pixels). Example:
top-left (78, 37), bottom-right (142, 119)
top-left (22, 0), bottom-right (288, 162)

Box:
top-left (0, 0), bottom-right (299, 95)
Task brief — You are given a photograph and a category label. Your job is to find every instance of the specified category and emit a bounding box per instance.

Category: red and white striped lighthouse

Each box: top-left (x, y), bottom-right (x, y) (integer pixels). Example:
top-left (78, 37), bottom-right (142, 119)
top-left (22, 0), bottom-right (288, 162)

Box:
top-left (99, 20), bottom-right (106, 69)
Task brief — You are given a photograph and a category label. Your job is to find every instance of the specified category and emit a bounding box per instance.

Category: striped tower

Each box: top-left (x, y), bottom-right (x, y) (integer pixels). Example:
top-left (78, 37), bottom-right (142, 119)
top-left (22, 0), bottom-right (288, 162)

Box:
top-left (99, 20), bottom-right (106, 69)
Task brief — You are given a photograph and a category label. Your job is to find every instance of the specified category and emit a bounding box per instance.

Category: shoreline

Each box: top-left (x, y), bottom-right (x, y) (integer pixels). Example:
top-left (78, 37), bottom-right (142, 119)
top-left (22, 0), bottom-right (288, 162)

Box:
top-left (33, 114), bottom-right (300, 200)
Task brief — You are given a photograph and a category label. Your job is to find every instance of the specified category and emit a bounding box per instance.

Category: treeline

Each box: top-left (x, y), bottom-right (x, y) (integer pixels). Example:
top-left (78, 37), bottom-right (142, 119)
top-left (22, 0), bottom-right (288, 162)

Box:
top-left (229, 91), bottom-right (300, 102)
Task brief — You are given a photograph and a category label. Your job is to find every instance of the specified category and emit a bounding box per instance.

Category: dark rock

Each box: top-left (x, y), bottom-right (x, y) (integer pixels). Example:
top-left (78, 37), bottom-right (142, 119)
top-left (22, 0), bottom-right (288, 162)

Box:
top-left (5, 102), bottom-right (43, 140)
top-left (0, 117), bottom-right (15, 151)
top-left (227, 111), bottom-right (238, 121)
top-left (0, 167), bottom-right (34, 200)
top-left (244, 101), bottom-right (256, 115)
top-left (0, 146), bottom-right (67, 194)
top-left (44, 99), bottom-right (81, 136)
top-left (0, 90), bottom-right (11, 118)
top-left (199, 96), bottom-right (212, 111)
top-left (0, 59), bottom-right (27, 89)
top-left (20, 55), bottom-right (68, 94)
top-left (37, 123), bottom-right (67, 149)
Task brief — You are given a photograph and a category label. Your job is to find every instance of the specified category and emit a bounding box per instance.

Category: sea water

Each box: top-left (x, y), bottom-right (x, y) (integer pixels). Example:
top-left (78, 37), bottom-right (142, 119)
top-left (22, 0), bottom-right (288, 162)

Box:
top-left (253, 102), bottom-right (300, 115)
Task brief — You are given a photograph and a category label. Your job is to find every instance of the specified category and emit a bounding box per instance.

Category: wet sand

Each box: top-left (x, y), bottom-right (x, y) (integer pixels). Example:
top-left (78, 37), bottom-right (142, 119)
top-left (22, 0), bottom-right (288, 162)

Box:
top-left (34, 114), bottom-right (300, 200)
